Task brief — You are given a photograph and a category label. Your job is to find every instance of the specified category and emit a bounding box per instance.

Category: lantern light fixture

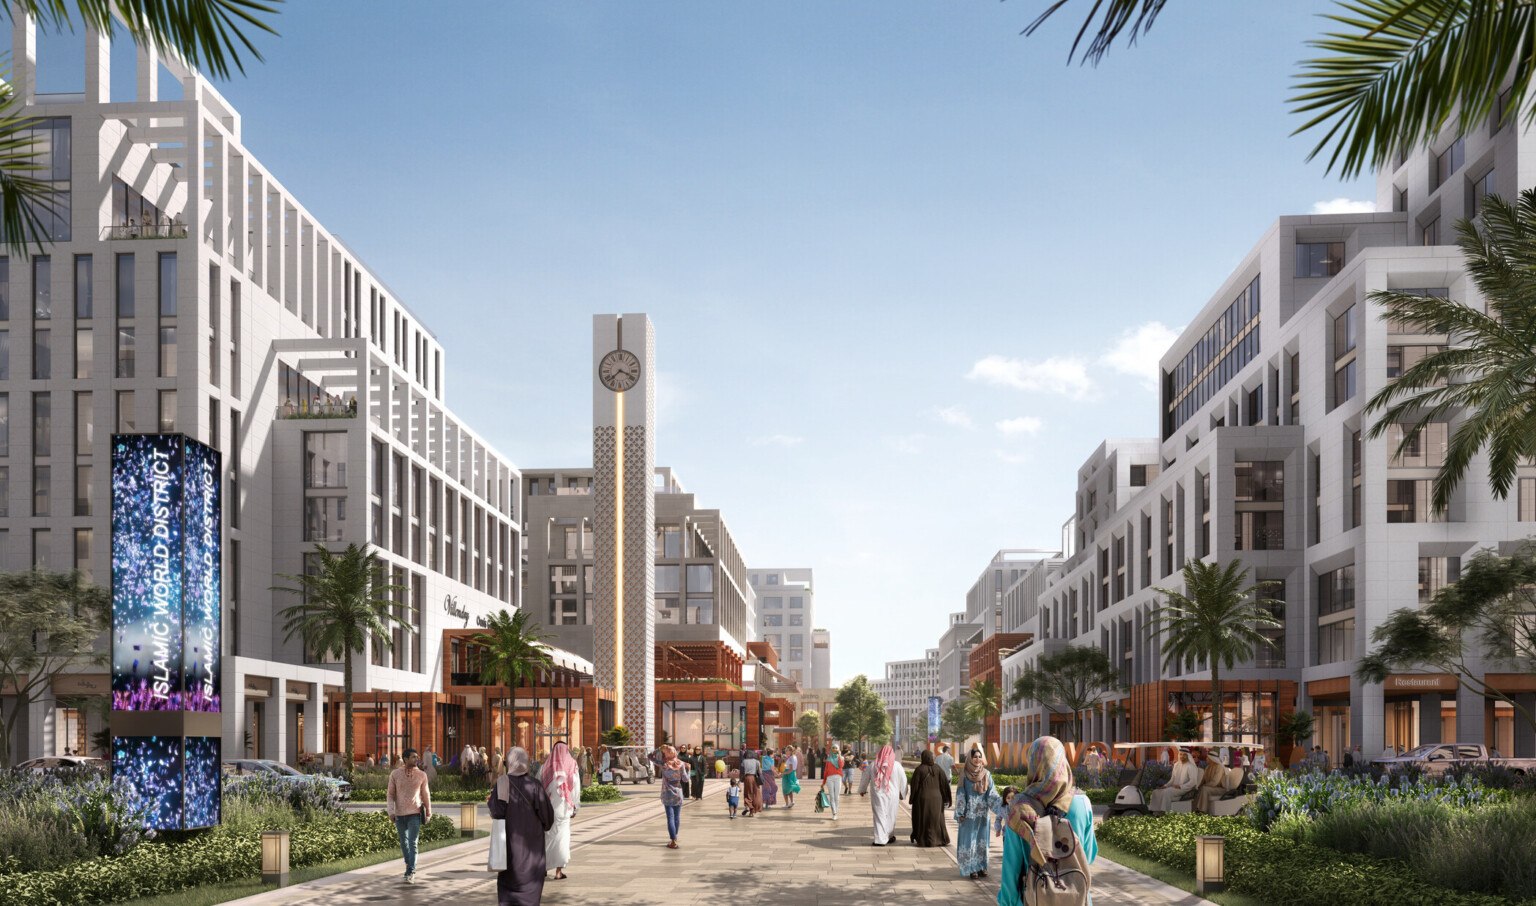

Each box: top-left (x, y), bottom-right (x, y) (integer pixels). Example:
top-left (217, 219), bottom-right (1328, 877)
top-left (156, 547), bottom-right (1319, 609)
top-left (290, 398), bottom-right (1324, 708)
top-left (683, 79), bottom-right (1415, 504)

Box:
top-left (261, 829), bottom-right (291, 887)
top-left (1195, 834), bottom-right (1225, 894)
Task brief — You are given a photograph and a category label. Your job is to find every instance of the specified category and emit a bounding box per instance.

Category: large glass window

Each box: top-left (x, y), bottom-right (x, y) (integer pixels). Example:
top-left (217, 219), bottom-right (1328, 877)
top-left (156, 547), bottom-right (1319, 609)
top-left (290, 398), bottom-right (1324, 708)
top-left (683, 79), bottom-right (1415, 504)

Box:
top-left (1387, 479), bottom-right (1444, 523)
top-left (1386, 345), bottom-right (1447, 382)
top-left (32, 392), bottom-right (50, 456)
top-left (655, 564), bottom-right (681, 593)
top-left (1418, 556), bottom-right (1459, 603)
top-left (1295, 242), bottom-right (1344, 278)
top-left (116, 327), bottom-right (134, 378)
top-left (1162, 274), bottom-right (1261, 438)
top-left (686, 564), bottom-right (713, 593)
top-left (74, 255), bottom-right (91, 318)
top-left (0, 330), bottom-right (10, 379)
top-left (0, 394), bottom-right (8, 457)
top-left (158, 326), bottom-right (176, 377)
top-left (1471, 168), bottom-right (1496, 219)
top-left (32, 329), bottom-right (49, 379)
top-left (656, 525), bottom-right (681, 557)
top-left (74, 328), bottom-right (90, 378)
top-left (1435, 137), bottom-right (1465, 187)
top-left (686, 596), bottom-right (714, 624)
top-left (21, 119), bottom-right (70, 241)
top-left (74, 391), bottom-right (92, 452)
top-left (157, 390), bottom-right (175, 433)
top-left (74, 463), bottom-right (91, 516)
top-left (549, 565), bottom-right (578, 596)
top-left (1256, 579), bottom-right (1285, 667)
top-left (1387, 423), bottom-right (1449, 468)
top-left (303, 497), bottom-right (347, 542)
top-left (1317, 565), bottom-right (1355, 666)
top-left (115, 254), bottom-right (133, 318)
top-left (115, 390), bottom-right (134, 433)
top-left (304, 433), bottom-right (348, 488)
top-left (33, 256), bottom-right (50, 319)
top-left (33, 464), bottom-right (49, 515)
top-left (158, 253), bottom-right (176, 316)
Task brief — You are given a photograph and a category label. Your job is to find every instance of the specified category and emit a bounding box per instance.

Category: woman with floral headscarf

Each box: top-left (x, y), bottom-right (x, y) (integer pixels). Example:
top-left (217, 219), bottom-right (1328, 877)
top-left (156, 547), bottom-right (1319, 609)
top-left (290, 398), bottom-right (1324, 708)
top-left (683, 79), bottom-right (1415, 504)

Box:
top-left (996, 737), bottom-right (1097, 906)
top-left (659, 745), bottom-right (688, 848)
top-left (857, 743), bottom-right (907, 845)
top-left (762, 748), bottom-right (778, 808)
top-left (488, 747), bottom-right (554, 906)
top-left (540, 741), bottom-right (580, 880)
top-left (955, 748), bottom-right (1002, 877)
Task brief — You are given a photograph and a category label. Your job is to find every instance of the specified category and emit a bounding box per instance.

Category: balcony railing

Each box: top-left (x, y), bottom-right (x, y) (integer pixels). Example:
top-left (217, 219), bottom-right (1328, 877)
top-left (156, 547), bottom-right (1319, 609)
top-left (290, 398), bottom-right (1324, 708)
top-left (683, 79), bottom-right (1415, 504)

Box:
top-left (102, 222), bottom-right (188, 240)
top-left (276, 398), bottom-right (357, 420)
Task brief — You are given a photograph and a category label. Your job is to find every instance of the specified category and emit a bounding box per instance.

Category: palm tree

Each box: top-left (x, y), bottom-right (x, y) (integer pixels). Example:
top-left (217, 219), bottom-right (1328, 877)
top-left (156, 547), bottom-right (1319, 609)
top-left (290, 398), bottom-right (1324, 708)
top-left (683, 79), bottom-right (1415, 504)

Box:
top-left (1364, 189), bottom-right (1536, 510)
top-left (1148, 559), bottom-right (1283, 745)
top-left (1, 1), bottom-right (281, 254)
top-left (472, 608), bottom-right (555, 753)
top-left (963, 679), bottom-right (1004, 749)
top-left (1022, 1), bottom-right (1534, 177)
top-left (273, 543), bottom-right (409, 779)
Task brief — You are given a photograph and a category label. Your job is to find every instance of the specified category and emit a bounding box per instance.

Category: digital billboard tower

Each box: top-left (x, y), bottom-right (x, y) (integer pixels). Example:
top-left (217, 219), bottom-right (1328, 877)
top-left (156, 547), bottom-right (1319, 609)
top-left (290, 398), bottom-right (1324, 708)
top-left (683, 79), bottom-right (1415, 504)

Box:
top-left (109, 434), bottom-right (223, 830)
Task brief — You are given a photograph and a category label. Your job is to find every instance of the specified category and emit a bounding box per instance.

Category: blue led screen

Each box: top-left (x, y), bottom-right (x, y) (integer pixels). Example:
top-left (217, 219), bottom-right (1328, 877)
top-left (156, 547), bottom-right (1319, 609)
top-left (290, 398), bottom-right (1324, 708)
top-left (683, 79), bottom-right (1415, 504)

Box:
top-left (181, 440), bottom-right (222, 712)
top-left (112, 736), bottom-right (183, 830)
top-left (111, 435), bottom-right (185, 711)
top-left (182, 736), bottom-right (222, 828)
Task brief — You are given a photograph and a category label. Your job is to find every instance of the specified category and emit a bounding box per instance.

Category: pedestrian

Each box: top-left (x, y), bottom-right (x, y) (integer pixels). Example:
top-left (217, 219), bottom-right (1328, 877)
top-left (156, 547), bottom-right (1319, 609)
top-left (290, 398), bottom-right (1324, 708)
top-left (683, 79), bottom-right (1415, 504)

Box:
top-left (386, 748), bottom-right (433, 884)
top-left (491, 746), bottom-right (506, 787)
top-left (909, 749), bottom-right (951, 847)
top-left (740, 748), bottom-right (763, 816)
top-left (782, 745), bottom-right (801, 807)
top-left (956, 749), bottom-right (1001, 878)
top-left (423, 746), bottom-right (439, 782)
top-left (726, 774), bottom-right (742, 818)
top-left (997, 736), bottom-right (1097, 906)
top-left (660, 745), bottom-right (688, 848)
top-left (819, 743), bottom-right (846, 821)
top-left (1250, 746), bottom-right (1269, 775)
top-left (857, 743), bottom-right (907, 845)
top-left (762, 748), bottom-right (779, 808)
top-left (462, 743), bottom-right (478, 773)
top-left (1149, 749), bottom-right (1199, 813)
top-left (691, 746), bottom-right (706, 800)
top-left (935, 745), bottom-right (956, 784)
top-left (541, 741), bottom-right (579, 881)
top-left (1350, 744), bottom-right (1363, 768)
top-left (489, 748), bottom-right (554, 906)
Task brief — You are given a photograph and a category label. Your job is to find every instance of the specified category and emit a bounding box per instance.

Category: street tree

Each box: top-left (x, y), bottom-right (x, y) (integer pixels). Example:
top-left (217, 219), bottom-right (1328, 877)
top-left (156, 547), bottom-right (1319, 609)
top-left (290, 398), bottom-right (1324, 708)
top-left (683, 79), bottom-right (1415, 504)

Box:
top-left (1010, 645), bottom-right (1123, 743)
top-left (0, 569), bottom-right (109, 768)
top-left (1364, 190), bottom-right (1536, 512)
top-left (1022, 0), bottom-right (1536, 177)
top-left (963, 678), bottom-right (1004, 748)
top-left (941, 699), bottom-right (982, 752)
top-left (827, 675), bottom-right (893, 750)
top-left (1148, 558), bottom-right (1283, 745)
top-left (273, 543), bottom-right (409, 779)
top-left (1359, 544), bottom-right (1536, 737)
top-left (797, 709), bottom-right (822, 743)
top-left (1, 1), bottom-right (283, 255)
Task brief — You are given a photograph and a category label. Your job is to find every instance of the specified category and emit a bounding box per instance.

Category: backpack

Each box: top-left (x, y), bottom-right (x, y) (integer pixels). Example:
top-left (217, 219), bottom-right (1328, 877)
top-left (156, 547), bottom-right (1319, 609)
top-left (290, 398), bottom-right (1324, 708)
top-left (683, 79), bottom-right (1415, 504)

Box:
top-left (1015, 794), bottom-right (1090, 906)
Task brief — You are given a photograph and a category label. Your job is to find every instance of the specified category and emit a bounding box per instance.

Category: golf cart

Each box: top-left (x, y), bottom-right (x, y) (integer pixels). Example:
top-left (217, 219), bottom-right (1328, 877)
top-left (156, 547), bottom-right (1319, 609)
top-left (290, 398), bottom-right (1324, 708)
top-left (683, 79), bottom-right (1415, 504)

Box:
top-left (599, 745), bottom-right (655, 785)
top-left (1107, 742), bottom-right (1255, 818)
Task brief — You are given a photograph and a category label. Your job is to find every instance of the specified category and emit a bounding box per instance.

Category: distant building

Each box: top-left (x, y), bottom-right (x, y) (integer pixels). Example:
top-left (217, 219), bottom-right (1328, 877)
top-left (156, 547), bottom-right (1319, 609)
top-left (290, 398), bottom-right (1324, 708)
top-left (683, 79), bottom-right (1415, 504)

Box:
top-left (871, 649), bottom-right (939, 752)
top-left (746, 568), bottom-right (814, 686)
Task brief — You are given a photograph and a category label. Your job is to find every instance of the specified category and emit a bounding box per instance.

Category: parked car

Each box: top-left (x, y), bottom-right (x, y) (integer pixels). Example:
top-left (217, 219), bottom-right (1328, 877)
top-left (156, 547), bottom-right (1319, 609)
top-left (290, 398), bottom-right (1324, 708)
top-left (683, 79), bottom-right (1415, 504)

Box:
top-left (14, 755), bottom-right (108, 774)
top-left (223, 758), bottom-right (353, 799)
top-left (1372, 743), bottom-right (1536, 775)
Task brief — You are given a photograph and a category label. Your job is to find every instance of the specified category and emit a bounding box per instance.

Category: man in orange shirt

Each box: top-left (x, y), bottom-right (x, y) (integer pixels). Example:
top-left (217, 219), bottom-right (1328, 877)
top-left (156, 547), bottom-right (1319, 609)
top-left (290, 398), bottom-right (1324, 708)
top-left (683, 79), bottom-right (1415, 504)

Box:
top-left (387, 748), bottom-right (433, 883)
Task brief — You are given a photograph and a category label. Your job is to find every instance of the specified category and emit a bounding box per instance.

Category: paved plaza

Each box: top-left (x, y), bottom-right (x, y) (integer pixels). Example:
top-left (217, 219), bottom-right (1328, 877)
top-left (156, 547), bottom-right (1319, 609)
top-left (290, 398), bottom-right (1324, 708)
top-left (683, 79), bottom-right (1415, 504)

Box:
top-left (232, 778), bottom-right (1215, 905)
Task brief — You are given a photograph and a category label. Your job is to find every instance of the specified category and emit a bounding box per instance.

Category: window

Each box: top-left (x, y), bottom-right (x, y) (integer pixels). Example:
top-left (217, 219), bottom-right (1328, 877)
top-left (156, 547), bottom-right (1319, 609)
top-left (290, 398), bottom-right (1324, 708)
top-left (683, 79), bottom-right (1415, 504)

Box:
top-left (32, 329), bottom-right (48, 379)
top-left (763, 596), bottom-right (782, 609)
top-left (1317, 618), bottom-right (1355, 666)
top-left (1295, 242), bottom-right (1344, 278)
top-left (74, 255), bottom-right (91, 318)
top-left (74, 463), bottom-right (91, 516)
top-left (1130, 464), bottom-right (1159, 487)
top-left (1421, 217), bottom-right (1440, 246)
top-left (1289, 352), bottom-right (1301, 423)
top-left (115, 390), bottom-right (134, 433)
top-left (1434, 138), bottom-right (1465, 187)
top-left (0, 259), bottom-right (8, 319)
top-left (1333, 306), bottom-right (1357, 406)
top-left (1256, 579), bottom-right (1285, 668)
top-left (1317, 565), bottom-right (1355, 666)
top-left (767, 573), bottom-right (779, 585)
top-left (1495, 86), bottom-right (1514, 132)
top-left (685, 565), bottom-right (714, 593)
top-left (116, 326), bottom-right (134, 377)
top-left (304, 497), bottom-right (347, 541)
top-left (1418, 557), bottom-right (1459, 603)
top-left (1387, 479), bottom-right (1444, 523)
top-left (1522, 478), bottom-right (1536, 521)
top-left (33, 465), bottom-right (49, 515)
top-left (790, 596), bottom-right (804, 608)
top-left (789, 613), bottom-right (804, 626)
top-left (74, 328), bottom-right (90, 378)
top-left (656, 525), bottom-right (681, 557)
top-left (158, 326), bottom-right (176, 377)
top-left (1388, 345), bottom-right (1447, 384)
top-left (1471, 169), bottom-right (1496, 219)
top-left (1387, 422), bottom-right (1449, 468)
top-left (1319, 564), bottom-right (1355, 616)
top-left (33, 256), bottom-right (50, 319)
top-left (1395, 186), bottom-right (1408, 213)
top-left (686, 596), bottom-right (714, 625)
top-left (549, 564), bottom-right (578, 595)
top-left (0, 331), bottom-right (8, 379)
top-left (1234, 461), bottom-right (1285, 551)
top-left (158, 253), bottom-right (176, 317)
top-left (1199, 472), bottom-right (1211, 557)
top-left (655, 564), bottom-right (681, 593)
top-left (1246, 385), bottom-right (1264, 426)
top-left (0, 466), bottom-right (8, 517)
top-left (74, 392), bottom-right (92, 452)
top-left (32, 528), bottom-right (51, 568)
top-left (33, 392), bottom-right (50, 456)
top-left (157, 390), bottom-right (175, 433)
top-left (115, 254), bottom-right (133, 318)
top-left (304, 433), bottom-right (348, 488)
top-left (1351, 429), bottom-right (1363, 529)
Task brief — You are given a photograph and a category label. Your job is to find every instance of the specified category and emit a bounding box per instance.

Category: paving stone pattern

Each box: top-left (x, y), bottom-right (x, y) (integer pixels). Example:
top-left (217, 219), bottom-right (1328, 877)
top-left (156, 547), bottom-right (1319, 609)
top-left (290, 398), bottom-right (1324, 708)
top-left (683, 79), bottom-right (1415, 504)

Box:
top-left (226, 777), bottom-right (1216, 905)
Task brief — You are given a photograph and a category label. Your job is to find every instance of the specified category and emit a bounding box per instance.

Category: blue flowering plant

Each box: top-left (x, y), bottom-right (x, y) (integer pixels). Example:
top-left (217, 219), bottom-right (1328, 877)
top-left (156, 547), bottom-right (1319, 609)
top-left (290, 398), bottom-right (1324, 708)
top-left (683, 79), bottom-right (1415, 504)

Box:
top-left (1250, 767), bottom-right (1509, 830)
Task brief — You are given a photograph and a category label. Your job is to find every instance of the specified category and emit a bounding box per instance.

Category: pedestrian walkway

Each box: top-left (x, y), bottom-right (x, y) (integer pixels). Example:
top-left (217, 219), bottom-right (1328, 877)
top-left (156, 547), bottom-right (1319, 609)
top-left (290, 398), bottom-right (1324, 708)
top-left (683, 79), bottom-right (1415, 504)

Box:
top-left (226, 778), bottom-right (1217, 906)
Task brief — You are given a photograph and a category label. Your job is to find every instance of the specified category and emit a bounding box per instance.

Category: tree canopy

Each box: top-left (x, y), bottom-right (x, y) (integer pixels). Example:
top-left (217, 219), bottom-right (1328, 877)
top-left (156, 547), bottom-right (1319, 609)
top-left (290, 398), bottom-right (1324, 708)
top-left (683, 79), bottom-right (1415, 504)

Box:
top-left (827, 675), bottom-right (893, 746)
top-left (1011, 645), bottom-right (1123, 742)
top-left (0, 569), bottom-right (109, 767)
top-left (941, 699), bottom-right (982, 749)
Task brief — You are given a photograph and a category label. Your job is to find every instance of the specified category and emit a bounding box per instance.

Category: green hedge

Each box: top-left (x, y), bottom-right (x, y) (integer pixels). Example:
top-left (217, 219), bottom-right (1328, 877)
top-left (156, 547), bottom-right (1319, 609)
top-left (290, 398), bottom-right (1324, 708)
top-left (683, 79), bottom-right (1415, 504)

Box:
top-left (350, 788), bottom-right (489, 803)
top-left (580, 784), bottom-right (624, 803)
top-left (1097, 814), bottom-right (1518, 906)
top-left (0, 811), bottom-right (457, 906)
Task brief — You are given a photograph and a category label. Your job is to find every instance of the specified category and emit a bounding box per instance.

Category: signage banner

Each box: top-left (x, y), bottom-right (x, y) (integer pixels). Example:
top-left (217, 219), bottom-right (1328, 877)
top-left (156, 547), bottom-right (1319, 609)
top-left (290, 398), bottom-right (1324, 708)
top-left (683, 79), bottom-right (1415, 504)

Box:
top-left (111, 435), bottom-right (222, 713)
top-left (928, 696), bottom-right (941, 740)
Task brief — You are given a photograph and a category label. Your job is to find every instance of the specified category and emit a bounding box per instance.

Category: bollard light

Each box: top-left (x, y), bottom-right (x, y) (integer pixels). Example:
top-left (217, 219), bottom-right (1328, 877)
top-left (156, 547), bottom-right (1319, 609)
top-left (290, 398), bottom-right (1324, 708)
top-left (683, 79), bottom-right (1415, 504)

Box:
top-left (260, 830), bottom-right (291, 887)
top-left (460, 801), bottom-right (479, 837)
top-left (1195, 834), bottom-right (1225, 894)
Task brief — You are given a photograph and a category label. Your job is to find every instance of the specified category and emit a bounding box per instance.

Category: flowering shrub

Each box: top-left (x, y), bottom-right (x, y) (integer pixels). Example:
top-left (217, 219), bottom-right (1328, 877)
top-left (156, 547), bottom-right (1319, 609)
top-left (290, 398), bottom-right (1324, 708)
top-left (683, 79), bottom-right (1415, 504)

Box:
top-left (0, 769), bottom-right (154, 870)
top-left (1249, 768), bottom-right (1509, 830)
top-left (222, 772), bottom-right (343, 817)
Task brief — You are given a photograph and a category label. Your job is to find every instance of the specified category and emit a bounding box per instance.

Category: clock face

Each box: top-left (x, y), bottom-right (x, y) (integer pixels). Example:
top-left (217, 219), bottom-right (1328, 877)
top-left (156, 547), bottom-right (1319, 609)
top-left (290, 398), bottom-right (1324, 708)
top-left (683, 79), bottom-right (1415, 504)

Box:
top-left (599, 349), bottom-right (642, 392)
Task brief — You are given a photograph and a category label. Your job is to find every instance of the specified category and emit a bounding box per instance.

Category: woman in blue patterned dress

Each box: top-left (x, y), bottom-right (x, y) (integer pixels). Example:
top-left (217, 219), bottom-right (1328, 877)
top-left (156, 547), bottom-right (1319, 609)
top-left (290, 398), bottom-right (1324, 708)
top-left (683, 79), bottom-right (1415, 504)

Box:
top-left (954, 748), bottom-right (1002, 878)
top-left (762, 749), bottom-right (778, 808)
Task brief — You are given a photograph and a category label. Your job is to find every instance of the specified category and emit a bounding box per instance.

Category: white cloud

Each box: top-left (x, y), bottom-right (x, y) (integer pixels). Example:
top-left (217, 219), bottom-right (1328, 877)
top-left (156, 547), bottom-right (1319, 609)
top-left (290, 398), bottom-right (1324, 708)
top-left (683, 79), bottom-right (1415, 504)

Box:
top-left (753, 434), bottom-right (805, 447)
top-left (889, 434), bottom-right (926, 455)
top-left (965, 354), bottom-right (1094, 400)
top-left (934, 405), bottom-right (975, 430)
top-left (1099, 321), bottom-right (1182, 389)
top-left (1311, 197), bottom-right (1375, 215)
top-left (995, 416), bottom-right (1043, 436)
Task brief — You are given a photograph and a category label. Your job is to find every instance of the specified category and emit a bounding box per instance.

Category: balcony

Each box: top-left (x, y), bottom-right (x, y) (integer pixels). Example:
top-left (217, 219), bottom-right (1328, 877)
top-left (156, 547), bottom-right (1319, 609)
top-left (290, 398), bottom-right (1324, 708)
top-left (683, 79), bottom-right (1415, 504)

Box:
top-left (276, 398), bottom-right (357, 420)
top-left (102, 222), bottom-right (188, 240)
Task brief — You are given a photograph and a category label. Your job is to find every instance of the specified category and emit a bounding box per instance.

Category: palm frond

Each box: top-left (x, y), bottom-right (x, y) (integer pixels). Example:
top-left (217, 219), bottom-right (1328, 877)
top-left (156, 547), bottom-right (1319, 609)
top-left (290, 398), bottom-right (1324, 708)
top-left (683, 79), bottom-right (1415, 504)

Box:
top-left (0, 63), bottom-right (53, 258)
top-left (1289, 0), bottom-right (1536, 178)
top-left (1021, 0), bottom-right (1169, 65)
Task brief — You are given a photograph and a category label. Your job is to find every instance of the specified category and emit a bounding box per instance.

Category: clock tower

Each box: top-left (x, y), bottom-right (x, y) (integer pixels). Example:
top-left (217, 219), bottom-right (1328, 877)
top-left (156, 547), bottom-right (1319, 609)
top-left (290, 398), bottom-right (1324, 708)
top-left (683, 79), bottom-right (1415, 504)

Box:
top-left (592, 314), bottom-right (656, 744)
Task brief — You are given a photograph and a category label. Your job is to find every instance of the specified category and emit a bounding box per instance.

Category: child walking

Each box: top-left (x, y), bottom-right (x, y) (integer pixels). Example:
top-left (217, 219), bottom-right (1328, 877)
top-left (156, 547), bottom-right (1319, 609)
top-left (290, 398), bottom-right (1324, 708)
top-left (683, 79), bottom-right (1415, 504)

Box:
top-left (726, 776), bottom-right (741, 819)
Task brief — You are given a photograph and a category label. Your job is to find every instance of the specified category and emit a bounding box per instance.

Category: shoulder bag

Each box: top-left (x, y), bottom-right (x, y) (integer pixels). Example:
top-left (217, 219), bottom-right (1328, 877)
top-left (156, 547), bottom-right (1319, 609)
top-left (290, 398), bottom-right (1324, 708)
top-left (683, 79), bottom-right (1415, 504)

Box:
top-left (487, 777), bottom-right (509, 872)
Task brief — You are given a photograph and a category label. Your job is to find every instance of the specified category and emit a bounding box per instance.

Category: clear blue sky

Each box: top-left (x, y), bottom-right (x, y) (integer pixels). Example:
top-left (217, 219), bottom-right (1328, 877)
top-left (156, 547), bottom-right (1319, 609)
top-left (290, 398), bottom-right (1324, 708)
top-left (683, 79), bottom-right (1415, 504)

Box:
top-left (35, 1), bottom-right (1374, 685)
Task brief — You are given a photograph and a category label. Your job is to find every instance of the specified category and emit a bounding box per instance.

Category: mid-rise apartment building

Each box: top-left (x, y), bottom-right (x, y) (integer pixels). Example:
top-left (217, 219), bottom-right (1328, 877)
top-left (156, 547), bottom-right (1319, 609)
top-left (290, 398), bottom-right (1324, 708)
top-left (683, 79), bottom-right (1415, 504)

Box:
top-left (1003, 89), bottom-right (1536, 764)
top-left (872, 648), bottom-right (939, 752)
top-left (746, 568), bottom-right (815, 686)
top-left (0, 23), bottom-right (527, 765)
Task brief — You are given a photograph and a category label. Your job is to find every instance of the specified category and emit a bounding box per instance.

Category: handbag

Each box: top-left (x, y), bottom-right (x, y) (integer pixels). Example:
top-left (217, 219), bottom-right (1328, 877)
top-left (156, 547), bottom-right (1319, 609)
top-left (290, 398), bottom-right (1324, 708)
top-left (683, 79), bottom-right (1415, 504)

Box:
top-left (488, 779), bottom-right (508, 871)
top-left (815, 789), bottom-right (830, 812)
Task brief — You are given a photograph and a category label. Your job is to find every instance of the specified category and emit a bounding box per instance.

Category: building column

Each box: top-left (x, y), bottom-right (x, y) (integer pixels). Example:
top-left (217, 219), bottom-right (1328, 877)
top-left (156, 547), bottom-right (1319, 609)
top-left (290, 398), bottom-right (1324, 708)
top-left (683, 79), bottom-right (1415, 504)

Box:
top-left (10, 8), bottom-right (35, 105)
top-left (1352, 677), bottom-right (1384, 762)
top-left (1456, 686), bottom-right (1484, 751)
top-left (1513, 693), bottom-right (1536, 758)
top-left (84, 26), bottom-right (109, 103)
top-left (305, 683), bottom-right (325, 758)
top-left (263, 678), bottom-right (286, 763)
top-left (1418, 693), bottom-right (1442, 745)
top-left (136, 39), bottom-right (158, 102)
